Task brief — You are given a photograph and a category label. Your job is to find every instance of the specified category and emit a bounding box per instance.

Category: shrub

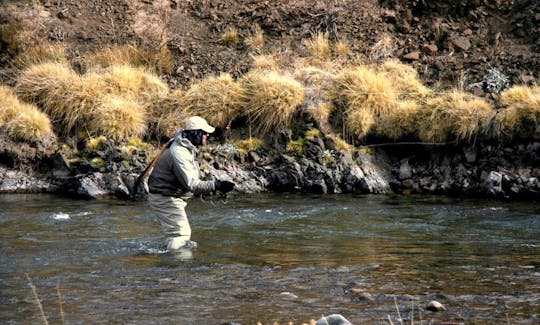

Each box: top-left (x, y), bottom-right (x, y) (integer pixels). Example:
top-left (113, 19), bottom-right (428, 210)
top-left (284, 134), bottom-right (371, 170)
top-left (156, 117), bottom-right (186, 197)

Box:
top-left (183, 73), bottom-right (243, 128)
top-left (494, 85), bottom-right (540, 139)
top-left (330, 66), bottom-right (397, 139)
top-left (418, 91), bottom-right (494, 143)
top-left (149, 89), bottom-right (189, 138)
top-left (240, 70), bottom-right (306, 134)
top-left (89, 95), bottom-right (147, 140)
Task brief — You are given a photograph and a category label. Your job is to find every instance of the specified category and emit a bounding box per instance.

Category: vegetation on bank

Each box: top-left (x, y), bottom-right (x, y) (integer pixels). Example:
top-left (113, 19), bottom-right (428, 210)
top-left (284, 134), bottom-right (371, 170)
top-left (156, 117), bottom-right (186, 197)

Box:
top-left (0, 32), bottom-right (538, 165)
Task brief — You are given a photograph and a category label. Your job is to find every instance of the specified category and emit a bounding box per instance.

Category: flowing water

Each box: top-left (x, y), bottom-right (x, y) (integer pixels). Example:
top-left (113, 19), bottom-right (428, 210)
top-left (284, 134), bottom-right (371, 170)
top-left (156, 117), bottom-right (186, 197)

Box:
top-left (0, 193), bottom-right (539, 324)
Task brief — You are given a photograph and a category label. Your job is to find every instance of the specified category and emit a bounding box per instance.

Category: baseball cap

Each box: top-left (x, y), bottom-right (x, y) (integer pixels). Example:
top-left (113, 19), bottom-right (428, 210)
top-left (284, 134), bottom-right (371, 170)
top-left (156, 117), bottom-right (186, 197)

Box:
top-left (184, 116), bottom-right (215, 133)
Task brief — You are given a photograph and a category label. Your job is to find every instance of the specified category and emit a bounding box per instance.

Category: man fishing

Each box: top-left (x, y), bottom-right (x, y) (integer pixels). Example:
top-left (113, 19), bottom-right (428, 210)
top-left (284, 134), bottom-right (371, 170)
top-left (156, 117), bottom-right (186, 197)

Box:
top-left (147, 116), bottom-right (235, 250)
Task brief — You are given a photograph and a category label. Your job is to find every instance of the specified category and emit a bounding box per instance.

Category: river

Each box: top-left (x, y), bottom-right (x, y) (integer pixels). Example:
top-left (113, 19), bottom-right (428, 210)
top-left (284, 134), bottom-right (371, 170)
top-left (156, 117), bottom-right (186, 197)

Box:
top-left (0, 193), bottom-right (538, 324)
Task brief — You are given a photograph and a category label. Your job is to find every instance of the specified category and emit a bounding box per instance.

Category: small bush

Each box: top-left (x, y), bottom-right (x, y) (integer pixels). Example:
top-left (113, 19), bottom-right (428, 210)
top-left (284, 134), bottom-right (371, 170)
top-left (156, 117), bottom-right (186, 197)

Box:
top-left (150, 89), bottom-right (189, 138)
top-left (250, 54), bottom-right (278, 71)
top-left (0, 85), bottom-right (22, 124)
top-left (375, 100), bottom-right (421, 139)
top-left (183, 73), bottom-right (243, 128)
top-left (494, 85), bottom-right (540, 139)
top-left (240, 70), bottom-right (306, 134)
top-left (98, 64), bottom-right (169, 99)
top-left (418, 91), bottom-right (494, 143)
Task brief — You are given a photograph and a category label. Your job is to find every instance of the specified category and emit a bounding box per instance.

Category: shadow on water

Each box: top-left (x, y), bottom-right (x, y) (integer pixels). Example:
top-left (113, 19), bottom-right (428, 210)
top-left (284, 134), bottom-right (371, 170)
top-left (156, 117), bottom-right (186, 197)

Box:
top-left (0, 193), bottom-right (539, 324)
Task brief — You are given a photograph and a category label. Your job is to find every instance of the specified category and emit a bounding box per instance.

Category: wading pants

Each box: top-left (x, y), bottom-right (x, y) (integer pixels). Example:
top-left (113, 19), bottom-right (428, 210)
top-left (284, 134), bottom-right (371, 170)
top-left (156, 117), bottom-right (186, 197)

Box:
top-left (148, 193), bottom-right (190, 250)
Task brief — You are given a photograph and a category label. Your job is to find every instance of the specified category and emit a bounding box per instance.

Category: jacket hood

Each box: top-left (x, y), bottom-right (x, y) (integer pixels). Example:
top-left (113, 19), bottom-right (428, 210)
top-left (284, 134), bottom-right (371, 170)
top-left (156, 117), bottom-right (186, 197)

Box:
top-left (174, 134), bottom-right (197, 154)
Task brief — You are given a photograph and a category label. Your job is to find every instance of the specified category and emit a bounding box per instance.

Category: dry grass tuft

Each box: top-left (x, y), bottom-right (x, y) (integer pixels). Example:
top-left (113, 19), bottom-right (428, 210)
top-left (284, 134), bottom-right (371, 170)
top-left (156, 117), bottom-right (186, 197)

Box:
top-left (5, 105), bottom-right (54, 142)
top-left (370, 34), bottom-right (396, 62)
top-left (98, 64), bottom-right (169, 99)
top-left (379, 60), bottom-right (431, 100)
top-left (221, 27), bottom-right (239, 47)
top-left (86, 135), bottom-right (108, 151)
top-left (0, 85), bottom-right (22, 124)
top-left (89, 95), bottom-right (147, 140)
top-left (240, 70), bottom-right (306, 134)
top-left (376, 100), bottom-right (421, 139)
top-left (183, 73), bottom-right (243, 128)
top-left (334, 40), bottom-right (350, 59)
top-left (494, 85), bottom-right (540, 139)
top-left (303, 31), bottom-right (331, 62)
top-left (330, 66), bottom-right (397, 139)
top-left (250, 54), bottom-right (278, 71)
top-left (418, 91), bottom-right (494, 142)
top-left (234, 137), bottom-right (264, 152)
top-left (12, 42), bottom-right (68, 69)
top-left (245, 25), bottom-right (264, 51)
top-left (148, 89), bottom-right (190, 138)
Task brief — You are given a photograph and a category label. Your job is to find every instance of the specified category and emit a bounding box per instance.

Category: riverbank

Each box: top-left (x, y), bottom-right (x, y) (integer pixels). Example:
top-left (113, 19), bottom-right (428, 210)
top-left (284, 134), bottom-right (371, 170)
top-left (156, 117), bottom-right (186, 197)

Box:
top-left (1, 135), bottom-right (538, 200)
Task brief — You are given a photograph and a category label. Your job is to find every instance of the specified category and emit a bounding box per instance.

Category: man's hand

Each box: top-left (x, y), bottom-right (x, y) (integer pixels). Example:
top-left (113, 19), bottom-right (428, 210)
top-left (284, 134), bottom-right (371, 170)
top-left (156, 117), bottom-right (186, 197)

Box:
top-left (215, 180), bottom-right (235, 193)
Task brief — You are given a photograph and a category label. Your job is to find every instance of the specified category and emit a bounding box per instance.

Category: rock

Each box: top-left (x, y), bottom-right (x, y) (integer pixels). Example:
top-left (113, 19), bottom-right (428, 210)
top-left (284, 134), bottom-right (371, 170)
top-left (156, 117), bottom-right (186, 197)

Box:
top-left (486, 171), bottom-right (503, 196)
top-left (316, 314), bottom-right (352, 325)
top-left (399, 159), bottom-right (412, 180)
top-left (422, 44), bottom-right (438, 55)
top-left (348, 288), bottom-right (375, 302)
top-left (463, 146), bottom-right (477, 163)
top-left (403, 51), bottom-right (420, 60)
top-left (425, 300), bottom-right (446, 312)
top-left (279, 292), bottom-right (298, 300)
top-left (451, 36), bottom-right (471, 51)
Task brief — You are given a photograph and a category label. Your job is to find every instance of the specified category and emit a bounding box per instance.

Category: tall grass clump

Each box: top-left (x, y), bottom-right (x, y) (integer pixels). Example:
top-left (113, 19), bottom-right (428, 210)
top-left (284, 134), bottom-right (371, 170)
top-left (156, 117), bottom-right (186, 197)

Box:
top-left (494, 85), bottom-right (540, 139)
top-left (89, 95), bottom-right (146, 140)
top-left (240, 70), bottom-right (306, 134)
top-left (150, 89), bottom-right (189, 138)
top-left (334, 40), bottom-right (350, 59)
top-left (329, 66), bottom-right (397, 139)
top-left (12, 42), bottom-right (68, 69)
top-left (245, 25), bottom-right (264, 51)
top-left (83, 44), bottom-right (174, 75)
top-left (5, 108), bottom-right (53, 142)
top-left (418, 91), bottom-right (494, 143)
top-left (0, 85), bottom-right (22, 124)
top-left (98, 64), bottom-right (169, 99)
top-left (221, 27), bottom-right (239, 47)
top-left (15, 62), bottom-right (93, 133)
top-left (379, 60), bottom-right (431, 100)
top-left (183, 73), bottom-right (243, 128)
top-left (375, 100), bottom-right (421, 139)
top-left (303, 31), bottom-right (331, 62)
top-left (250, 54), bottom-right (278, 71)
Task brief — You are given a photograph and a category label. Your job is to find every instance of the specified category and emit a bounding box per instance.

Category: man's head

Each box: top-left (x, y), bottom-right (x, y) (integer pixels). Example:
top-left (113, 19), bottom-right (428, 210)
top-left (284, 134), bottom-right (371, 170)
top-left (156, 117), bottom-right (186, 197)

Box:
top-left (182, 116), bottom-right (215, 146)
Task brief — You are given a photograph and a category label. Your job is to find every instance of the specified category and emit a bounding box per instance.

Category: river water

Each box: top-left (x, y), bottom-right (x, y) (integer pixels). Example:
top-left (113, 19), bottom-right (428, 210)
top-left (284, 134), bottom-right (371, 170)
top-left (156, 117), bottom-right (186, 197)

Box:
top-left (0, 194), bottom-right (538, 324)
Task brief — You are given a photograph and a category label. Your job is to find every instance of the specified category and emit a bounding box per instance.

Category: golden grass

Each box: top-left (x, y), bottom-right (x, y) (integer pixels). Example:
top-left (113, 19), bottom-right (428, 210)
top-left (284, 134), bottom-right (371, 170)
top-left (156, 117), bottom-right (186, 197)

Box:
top-left (245, 25), bottom-right (264, 51)
top-left (86, 135), bottom-right (108, 151)
top-left (0, 85), bottom-right (22, 124)
top-left (418, 91), bottom-right (494, 142)
top-left (98, 64), bottom-right (169, 99)
top-left (330, 66), bottom-right (397, 139)
top-left (89, 95), bottom-right (147, 140)
top-left (375, 100), bottom-right (421, 139)
top-left (5, 105), bottom-right (53, 142)
top-left (240, 70), bottom-right (306, 134)
top-left (286, 137), bottom-right (306, 154)
top-left (183, 73), bottom-right (243, 128)
top-left (334, 40), bottom-right (350, 59)
top-left (379, 60), bottom-right (431, 100)
top-left (494, 85), bottom-right (540, 138)
top-left (250, 54), bottom-right (278, 71)
top-left (221, 27), bottom-right (239, 47)
top-left (84, 44), bottom-right (174, 75)
top-left (303, 31), bottom-right (331, 62)
top-left (149, 89), bottom-right (190, 138)
top-left (12, 42), bottom-right (68, 69)
top-left (370, 34), bottom-right (395, 61)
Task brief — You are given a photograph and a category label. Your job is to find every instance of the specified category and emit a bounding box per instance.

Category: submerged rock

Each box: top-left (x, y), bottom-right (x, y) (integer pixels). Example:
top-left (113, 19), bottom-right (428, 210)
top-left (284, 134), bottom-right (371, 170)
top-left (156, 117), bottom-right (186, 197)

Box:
top-left (316, 314), bottom-right (353, 325)
top-left (426, 300), bottom-right (446, 312)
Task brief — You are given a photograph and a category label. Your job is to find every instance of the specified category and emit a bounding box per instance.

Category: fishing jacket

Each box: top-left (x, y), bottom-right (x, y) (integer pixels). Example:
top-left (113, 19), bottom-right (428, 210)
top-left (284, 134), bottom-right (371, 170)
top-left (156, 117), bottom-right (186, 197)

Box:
top-left (148, 135), bottom-right (215, 199)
